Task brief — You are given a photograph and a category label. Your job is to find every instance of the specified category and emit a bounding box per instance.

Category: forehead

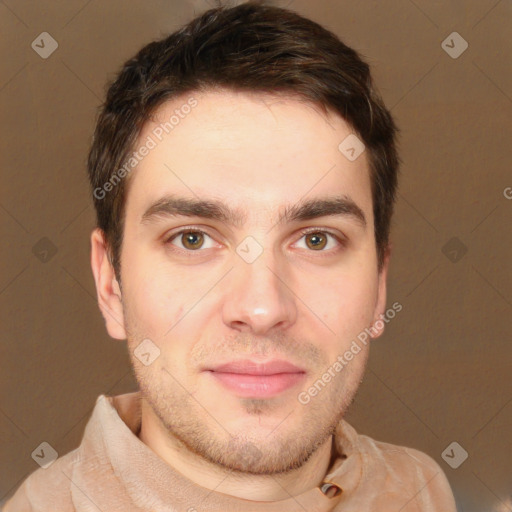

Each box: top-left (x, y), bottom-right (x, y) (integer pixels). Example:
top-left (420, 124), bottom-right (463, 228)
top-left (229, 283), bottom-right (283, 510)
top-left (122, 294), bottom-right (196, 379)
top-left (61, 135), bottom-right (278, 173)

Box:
top-left (124, 89), bottom-right (373, 225)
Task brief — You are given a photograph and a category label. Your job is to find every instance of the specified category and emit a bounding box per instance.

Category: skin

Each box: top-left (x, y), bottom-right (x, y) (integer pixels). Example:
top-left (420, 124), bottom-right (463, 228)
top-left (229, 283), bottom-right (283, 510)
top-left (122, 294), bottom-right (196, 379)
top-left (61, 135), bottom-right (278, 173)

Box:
top-left (90, 89), bottom-right (390, 502)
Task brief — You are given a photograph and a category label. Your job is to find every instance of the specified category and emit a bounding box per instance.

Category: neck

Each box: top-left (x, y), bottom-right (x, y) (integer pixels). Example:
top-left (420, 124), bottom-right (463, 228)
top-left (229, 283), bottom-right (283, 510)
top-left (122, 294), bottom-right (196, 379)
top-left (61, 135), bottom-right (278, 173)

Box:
top-left (138, 398), bottom-right (334, 501)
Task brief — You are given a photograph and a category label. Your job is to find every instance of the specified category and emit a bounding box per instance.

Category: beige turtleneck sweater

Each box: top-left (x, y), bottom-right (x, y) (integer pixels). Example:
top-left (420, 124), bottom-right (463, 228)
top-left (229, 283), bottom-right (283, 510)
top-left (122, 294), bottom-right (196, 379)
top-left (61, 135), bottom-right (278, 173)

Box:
top-left (3, 391), bottom-right (457, 511)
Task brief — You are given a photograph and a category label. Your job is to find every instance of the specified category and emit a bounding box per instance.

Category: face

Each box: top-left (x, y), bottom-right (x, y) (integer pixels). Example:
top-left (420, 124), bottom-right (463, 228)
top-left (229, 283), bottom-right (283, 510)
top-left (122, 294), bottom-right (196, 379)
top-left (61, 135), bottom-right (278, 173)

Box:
top-left (92, 89), bottom-right (389, 475)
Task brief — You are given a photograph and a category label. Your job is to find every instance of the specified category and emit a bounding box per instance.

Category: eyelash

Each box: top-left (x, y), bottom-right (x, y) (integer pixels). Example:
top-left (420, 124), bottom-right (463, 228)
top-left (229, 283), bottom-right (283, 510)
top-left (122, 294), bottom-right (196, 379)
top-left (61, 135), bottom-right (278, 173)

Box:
top-left (164, 226), bottom-right (346, 256)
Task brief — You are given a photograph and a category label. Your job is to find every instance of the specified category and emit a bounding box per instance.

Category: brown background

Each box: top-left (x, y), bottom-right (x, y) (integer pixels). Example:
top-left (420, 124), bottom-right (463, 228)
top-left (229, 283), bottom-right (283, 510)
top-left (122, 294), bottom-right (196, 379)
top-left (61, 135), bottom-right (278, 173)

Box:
top-left (1, 1), bottom-right (511, 510)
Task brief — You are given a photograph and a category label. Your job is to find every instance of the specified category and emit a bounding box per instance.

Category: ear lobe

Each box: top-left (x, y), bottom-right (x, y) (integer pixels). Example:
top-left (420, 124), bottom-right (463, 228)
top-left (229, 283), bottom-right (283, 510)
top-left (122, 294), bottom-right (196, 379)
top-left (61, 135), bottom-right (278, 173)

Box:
top-left (90, 228), bottom-right (127, 340)
top-left (370, 244), bottom-right (392, 340)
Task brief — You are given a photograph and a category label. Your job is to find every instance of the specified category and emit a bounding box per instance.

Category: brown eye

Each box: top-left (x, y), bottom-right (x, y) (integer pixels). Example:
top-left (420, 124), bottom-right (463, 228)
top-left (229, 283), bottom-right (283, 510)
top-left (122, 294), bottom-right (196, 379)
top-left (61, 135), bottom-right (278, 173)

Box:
top-left (182, 231), bottom-right (204, 250)
top-left (295, 229), bottom-right (344, 253)
top-left (166, 229), bottom-right (215, 251)
top-left (305, 232), bottom-right (327, 250)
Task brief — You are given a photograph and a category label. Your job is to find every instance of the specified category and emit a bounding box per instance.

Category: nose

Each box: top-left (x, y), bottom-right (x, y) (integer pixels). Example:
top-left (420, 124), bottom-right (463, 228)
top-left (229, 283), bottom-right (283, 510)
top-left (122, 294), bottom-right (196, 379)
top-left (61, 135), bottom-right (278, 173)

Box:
top-left (222, 249), bottom-right (297, 335)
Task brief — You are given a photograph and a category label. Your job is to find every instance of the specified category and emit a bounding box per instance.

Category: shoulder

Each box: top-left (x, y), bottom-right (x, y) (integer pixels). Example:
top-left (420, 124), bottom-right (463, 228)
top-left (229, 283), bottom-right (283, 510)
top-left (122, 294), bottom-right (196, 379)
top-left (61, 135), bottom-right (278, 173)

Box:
top-left (2, 447), bottom-right (81, 512)
top-left (359, 432), bottom-right (442, 472)
top-left (338, 421), bottom-right (457, 511)
top-left (359, 432), bottom-right (457, 510)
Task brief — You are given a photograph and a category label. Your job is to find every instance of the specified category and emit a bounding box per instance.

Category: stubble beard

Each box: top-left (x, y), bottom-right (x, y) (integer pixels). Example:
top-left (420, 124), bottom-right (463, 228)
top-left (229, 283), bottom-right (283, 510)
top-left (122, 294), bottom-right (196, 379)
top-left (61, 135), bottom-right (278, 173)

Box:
top-left (132, 355), bottom-right (363, 476)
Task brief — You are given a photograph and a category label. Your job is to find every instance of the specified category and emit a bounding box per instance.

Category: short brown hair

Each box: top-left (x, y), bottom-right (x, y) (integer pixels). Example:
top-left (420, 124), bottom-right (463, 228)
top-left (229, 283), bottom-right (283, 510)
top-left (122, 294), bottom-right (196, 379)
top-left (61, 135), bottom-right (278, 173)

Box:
top-left (87, 0), bottom-right (399, 278)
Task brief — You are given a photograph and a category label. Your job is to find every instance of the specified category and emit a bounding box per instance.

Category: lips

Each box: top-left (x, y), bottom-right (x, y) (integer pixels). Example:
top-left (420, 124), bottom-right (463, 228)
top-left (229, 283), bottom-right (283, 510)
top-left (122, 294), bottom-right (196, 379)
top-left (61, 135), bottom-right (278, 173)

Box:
top-left (207, 359), bottom-right (306, 375)
top-left (204, 359), bottom-right (306, 398)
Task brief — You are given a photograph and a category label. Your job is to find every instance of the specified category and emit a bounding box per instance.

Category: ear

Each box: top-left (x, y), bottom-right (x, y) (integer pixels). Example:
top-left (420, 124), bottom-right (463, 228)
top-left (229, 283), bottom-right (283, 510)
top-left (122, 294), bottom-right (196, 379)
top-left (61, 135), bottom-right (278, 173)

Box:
top-left (90, 228), bottom-right (127, 340)
top-left (369, 243), bottom-right (392, 340)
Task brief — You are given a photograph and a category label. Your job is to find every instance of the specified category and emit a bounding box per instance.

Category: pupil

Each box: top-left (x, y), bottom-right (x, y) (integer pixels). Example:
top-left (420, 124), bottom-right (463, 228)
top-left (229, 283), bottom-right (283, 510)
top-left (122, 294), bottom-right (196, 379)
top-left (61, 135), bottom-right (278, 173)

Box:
top-left (309, 233), bottom-right (325, 249)
top-left (185, 232), bottom-right (201, 248)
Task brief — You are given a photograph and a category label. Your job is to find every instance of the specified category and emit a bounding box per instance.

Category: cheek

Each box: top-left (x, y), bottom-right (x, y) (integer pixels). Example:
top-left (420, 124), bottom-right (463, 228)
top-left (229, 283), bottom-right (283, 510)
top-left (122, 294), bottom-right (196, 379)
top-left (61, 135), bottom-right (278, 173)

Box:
top-left (121, 253), bottom-right (187, 337)
top-left (308, 269), bottom-right (378, 340)
top-left (134, 279), bottom-right (186, 331)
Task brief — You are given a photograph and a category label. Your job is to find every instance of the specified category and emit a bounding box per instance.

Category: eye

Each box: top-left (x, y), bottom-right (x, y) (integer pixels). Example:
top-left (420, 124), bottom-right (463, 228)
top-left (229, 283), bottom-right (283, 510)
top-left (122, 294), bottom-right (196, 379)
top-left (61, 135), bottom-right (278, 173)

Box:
top-left (294, 228), bottom-right (345, 252)
top-left (165, 229), bottom-right (215, 251)
top-left (164, 227), bottom-right (345, 254)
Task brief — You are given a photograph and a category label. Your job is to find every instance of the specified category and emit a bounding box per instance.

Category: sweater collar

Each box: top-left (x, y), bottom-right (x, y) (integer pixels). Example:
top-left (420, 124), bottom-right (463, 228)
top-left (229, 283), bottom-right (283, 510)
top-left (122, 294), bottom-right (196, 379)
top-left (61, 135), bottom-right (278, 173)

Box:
top-left (77, 391), bottom-right (363, 511)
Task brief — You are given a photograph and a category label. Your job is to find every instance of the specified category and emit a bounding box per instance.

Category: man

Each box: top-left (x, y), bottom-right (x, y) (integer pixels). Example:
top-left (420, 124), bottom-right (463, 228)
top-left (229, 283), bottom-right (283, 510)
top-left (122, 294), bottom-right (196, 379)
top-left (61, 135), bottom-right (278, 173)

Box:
top-left (4, 1), bottom-right (457, 510)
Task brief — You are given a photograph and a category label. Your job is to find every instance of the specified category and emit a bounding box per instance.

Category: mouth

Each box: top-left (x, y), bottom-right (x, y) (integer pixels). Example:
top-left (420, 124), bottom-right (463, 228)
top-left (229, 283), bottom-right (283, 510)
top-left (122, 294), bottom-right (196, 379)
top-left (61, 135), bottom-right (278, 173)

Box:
top-left (203, 359), bottom-right (307, 398)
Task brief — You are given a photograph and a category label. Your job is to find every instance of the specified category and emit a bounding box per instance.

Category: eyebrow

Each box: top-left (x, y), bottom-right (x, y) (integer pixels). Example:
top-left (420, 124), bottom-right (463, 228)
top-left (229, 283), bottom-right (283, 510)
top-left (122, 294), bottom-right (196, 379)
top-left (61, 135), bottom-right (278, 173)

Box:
top-left (141, 194), bottom-right (367, 229)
